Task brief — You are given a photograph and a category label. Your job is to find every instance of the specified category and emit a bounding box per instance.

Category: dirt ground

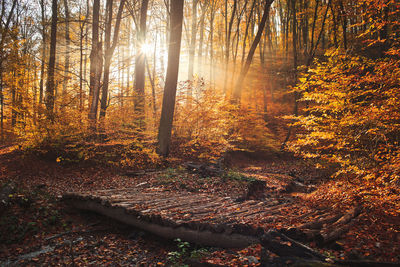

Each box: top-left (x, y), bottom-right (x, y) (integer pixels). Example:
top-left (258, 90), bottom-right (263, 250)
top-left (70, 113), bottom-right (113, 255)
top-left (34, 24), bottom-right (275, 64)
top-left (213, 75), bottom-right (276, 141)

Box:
top-left (0, 145), bottom-right (399, 266)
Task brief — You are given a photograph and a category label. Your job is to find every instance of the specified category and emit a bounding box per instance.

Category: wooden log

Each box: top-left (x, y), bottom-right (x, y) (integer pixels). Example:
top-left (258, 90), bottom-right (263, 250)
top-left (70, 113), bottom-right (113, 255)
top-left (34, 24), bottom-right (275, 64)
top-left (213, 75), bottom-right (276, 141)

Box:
top-left (245, 179), bottom-right (266, 200)
top-left (334, 259), bottom-right (400, 266)
top-left (125, 169), bottom-right (162, 177)
top-left (282, 228), bottom-right (324, 244)
top-left (298, 214), bottom-right (343, 230)
top-left (68, 199), bottom-right (259, 248)
top-left (321, 221), bottom-right (355, 244)
top-left (333, 206), bottom-right (361, 225)
top-left (0, 182), bottom-right (15, 214)
top-left (261, 230), bottom-right (327, 260)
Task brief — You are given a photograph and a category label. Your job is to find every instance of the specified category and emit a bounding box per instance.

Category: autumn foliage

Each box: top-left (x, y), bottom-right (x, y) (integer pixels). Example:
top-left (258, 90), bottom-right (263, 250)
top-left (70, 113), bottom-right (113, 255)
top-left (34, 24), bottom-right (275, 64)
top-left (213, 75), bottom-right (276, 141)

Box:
top-left (288, 0), bottom-right (400, 213)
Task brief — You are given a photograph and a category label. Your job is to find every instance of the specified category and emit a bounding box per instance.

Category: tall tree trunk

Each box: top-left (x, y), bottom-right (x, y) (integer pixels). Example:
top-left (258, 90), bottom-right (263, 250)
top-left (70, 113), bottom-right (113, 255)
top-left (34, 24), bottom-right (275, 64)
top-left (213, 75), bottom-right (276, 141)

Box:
top-left (146, 57), bottom-right (157, 119)
top-left (188, 0), bottom-right (198, 81)
top-left (197, 2), bottom-right (207, 74)
top-left (88, 0), bottom-right (101, 125)
top-left (78, 4), bottom-right (86, 112)
top-left (39, 0), bottom-right (46, 105)
top-left (99, 0), bottom-right (125, 119)
top-left (45, 0), bottom-right (58, 122)
top-left (232, 0), bottom-right (274, 103)
top-left (292, 0), bottom-right (298, 116)
top-left (0, 75), bottom-right (3, 141)
top-left (62, 0), bottom-right (70, 111)
top-left (0, 0), bottom-right (17, 137)
top-left (339, 0), bottom-right (347, 50)
top-left (282, 0), bottom-right (298, 147)
top-left (285, 0), bottom-right (290, 60)
top-left (330, 4), bottom-right (338, 48)
top-left (223, 0), bottom-right (237, 93)
top-left (241, 0), bottom-right (256, 66)
top-left (83, 0), bottom-right (89, 110)
top-left (157, 0), bottom-right (184, 157)
top-left (209, 1), bottom-right (216, 86)
top-left (302, 0), bottom-right (309, 55)
top-left (134, 0), bottom-right (149, 129)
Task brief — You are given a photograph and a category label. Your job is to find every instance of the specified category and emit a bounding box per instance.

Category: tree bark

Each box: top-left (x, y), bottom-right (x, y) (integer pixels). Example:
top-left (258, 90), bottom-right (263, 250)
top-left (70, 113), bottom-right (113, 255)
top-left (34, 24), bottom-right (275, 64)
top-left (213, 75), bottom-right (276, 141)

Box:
top-left (223, 0), bottom-right (237, 93)
top-left (134, 0), bottom-right (149, 130)
top-left (45, 0), bottom-right (58, 122)
top-left (241, 0), bottom-right (256, 67)
top-left (157, 0), bottom-right (184, 157)
top-left (0, 75), bottom-right (3, 141)
top-left (339, 0), bottom-right (347, 50)
top-left (39, 0), bottom-right (46, 105)
top-left (99, 0), bottom-right (126, 119)
top-left (188, 0), bottom-right (198, 81)
top-left (88, 0), bottom-right (101, 126)
top-left (62, 0), bottom-right (70, 111)
top-left (197, 2), bottom-right (208, 74)
top-left (232, 0), bottom-right (274, 103)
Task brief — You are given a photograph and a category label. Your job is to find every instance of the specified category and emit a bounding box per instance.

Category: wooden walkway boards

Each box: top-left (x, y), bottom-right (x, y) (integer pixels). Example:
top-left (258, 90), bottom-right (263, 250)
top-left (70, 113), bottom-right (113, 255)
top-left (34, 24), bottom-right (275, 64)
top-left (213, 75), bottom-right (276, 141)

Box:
top-left (63, 187), bottom-right (294, 247)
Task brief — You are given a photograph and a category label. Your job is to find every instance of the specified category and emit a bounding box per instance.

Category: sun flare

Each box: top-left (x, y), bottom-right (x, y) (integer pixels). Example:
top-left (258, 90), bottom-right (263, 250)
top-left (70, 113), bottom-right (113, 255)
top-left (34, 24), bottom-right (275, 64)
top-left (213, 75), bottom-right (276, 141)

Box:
top-left (140, 43), bottom-right (153, 55)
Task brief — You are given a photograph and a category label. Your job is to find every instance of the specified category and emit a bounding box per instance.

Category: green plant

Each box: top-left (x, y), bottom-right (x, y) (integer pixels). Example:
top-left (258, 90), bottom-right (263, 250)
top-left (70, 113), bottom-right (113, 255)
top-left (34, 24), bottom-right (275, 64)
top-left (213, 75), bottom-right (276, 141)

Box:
top-left (167, 238), bottom-right (209, 266)
top-left (223, 169), bottom-right (255, 183)
top-left (156, 168), bottom-right (187, 185)
top-left (167, 238), bottom-right (190, 266)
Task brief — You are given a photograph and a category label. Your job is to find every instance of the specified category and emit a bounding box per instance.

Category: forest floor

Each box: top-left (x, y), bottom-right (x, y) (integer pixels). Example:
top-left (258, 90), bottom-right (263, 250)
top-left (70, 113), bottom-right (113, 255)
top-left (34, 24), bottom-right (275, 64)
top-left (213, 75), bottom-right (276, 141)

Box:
top-left (0, 144), bottom-right (399, 266)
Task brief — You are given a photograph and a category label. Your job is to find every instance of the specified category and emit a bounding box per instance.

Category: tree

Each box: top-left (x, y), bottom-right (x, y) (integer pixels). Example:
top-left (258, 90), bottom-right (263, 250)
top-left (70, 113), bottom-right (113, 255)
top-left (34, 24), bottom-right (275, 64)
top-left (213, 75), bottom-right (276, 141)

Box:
top-left (157, 0), bottom-right (185, 157)
top-left (223, 0), bottom-right (237, 93)
top-left (232, 0), bottom-right (274, 103)
top-left (99, 0), bottom-right (126, 120)
top-left (88, 0), bottom-right (101, 126)
top-left (0, 0), bottom-right (17, 140)
top-left (134, 0), bottom-right (149, 129)
top-left (62, 0), bottom-right (70, 111)
top-left (45, 0), bottom-right (58, 121)
top-left (187, 0), bottom-right (198, 81)
top-left (39, 0), bottom-right (47, 105)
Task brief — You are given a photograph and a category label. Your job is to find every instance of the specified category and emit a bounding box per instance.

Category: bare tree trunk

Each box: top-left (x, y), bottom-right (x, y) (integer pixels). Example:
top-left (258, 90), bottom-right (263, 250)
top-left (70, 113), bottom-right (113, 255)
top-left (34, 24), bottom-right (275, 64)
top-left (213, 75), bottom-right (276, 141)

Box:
top-left (62, 0), bottom-right (70, 111)
top-left (157, 0), bottom-right (184, 157)
top-left (0, 75), bottom-right (3, 141)
top-left (88, 0), bottom-right (101, 126)
top-left (292, 0), bottom-right (298, 116)
top-left (134, 0), bottom-right (149, 130)
top-left (78, 4), bottom-right (87, 112)
top-left (285, 0), bottom-right (290, 60)
top-left (83, 0), bottom-right (89, 109)
top-left (99, 0), bottom-right (125, 119)
top-left (39, 0), bottom-right (46, 105)
top-left (223, 0), bottom-right (237, 93)
top-left (197, 2), bottom-right (207, 75)
top-left (45, 0), bottom-right (58, 122)
top-left (330, 4), bottom-right (338, 48)
top-left (309, 0), bottom-right (320, 58)
top-left (209, 1), bottom-right (216, 86)
top-left (0, 0), bottom-right (17, 137)
top-left (188, 0), bottom-right (198, 82)
top-left (339, 0), bottom-right (347, 50)
top-left (146, 57), bottom-right (157, 118)
top-left (232, 0), bottom-right (274, 102)
top-left (302, 0), bottom-right (309, 56)
top-left (241, 0), bottom-right (256, 66)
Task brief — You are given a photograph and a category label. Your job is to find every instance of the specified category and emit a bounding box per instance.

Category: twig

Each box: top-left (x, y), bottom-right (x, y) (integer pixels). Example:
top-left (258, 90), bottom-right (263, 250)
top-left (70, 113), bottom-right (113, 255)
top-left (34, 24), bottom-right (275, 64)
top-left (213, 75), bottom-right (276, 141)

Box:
top-left (45, 222), bottom-right (100, 241)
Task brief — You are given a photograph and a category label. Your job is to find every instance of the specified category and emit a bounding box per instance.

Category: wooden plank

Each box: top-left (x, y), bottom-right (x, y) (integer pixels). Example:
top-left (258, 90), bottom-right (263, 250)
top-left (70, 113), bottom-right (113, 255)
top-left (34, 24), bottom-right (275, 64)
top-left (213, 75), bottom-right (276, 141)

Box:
top-left (140, 195), bottom-right (212, 215)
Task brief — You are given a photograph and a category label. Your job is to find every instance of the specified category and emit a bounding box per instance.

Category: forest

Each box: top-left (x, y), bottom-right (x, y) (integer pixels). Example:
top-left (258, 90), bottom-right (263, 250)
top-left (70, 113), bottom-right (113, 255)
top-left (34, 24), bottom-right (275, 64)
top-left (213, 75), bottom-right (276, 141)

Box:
top-left (0, 0), bottom-right (399, 266)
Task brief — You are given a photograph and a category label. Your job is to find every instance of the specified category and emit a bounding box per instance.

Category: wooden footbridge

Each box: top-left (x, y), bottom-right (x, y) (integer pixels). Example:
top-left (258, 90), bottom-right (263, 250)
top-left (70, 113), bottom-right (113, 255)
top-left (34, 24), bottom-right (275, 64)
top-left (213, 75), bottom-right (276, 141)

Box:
top-left (63, 186), bottom-right (361, 250)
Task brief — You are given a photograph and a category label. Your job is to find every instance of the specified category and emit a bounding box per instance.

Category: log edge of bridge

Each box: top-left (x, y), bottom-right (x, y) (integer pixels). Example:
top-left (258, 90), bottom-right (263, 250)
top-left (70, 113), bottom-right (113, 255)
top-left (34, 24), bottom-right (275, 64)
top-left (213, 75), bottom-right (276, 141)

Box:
top-left (66, 198), bottom-right (260, 248)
